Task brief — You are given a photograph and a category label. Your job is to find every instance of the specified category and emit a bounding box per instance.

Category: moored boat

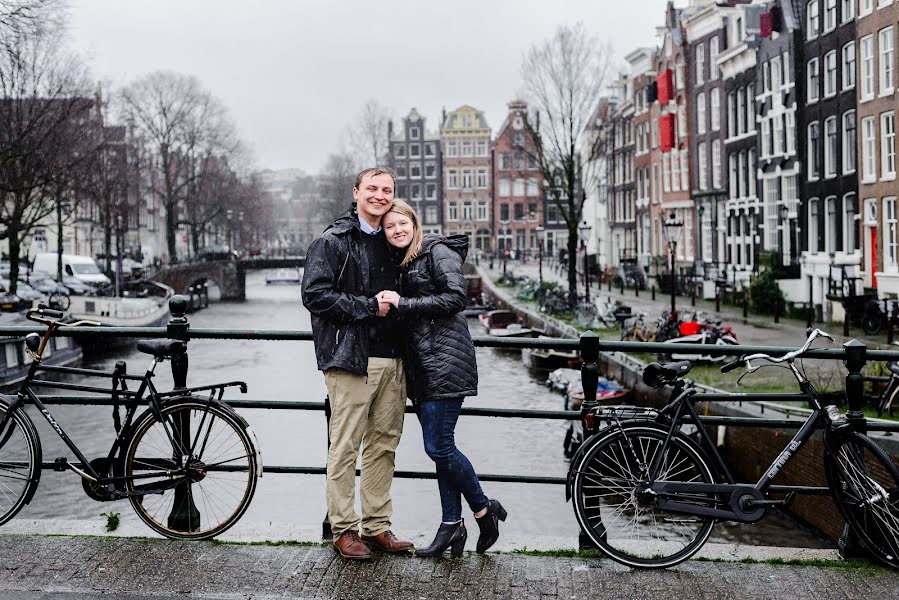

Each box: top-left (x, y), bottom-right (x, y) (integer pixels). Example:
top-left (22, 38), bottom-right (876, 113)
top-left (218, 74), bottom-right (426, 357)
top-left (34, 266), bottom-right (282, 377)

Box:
top-left (266, 268), bottom-right (303, 285)
top-left (0, 313), bottom-right (82, 390)
top-left (522, 336), bottom-right (581, 370)
top-left (478, 309), bottom-right (538, 337)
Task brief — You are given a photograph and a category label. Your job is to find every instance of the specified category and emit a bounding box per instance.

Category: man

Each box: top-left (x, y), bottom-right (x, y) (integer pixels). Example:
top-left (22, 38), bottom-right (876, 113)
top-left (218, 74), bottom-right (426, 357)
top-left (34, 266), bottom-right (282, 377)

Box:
top-left (301, 167), bottom-right (413, 560)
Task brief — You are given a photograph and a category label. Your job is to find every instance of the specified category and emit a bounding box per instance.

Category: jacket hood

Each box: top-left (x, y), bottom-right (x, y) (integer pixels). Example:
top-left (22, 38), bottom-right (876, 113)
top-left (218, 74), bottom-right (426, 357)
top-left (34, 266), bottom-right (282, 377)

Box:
top-left (420, 234), bottom-right (468, 262)
top-left (324, 205), bottom-right (361, 235)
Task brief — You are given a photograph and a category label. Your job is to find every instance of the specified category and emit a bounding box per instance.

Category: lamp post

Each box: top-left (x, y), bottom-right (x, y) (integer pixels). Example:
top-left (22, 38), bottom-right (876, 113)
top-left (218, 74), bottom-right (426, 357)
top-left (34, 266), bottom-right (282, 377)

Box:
top-left (226, 209), bottom-right (234, 251)
top-left (499, 219), bottom-right (510, 275)
top-left (578, 220), bottom-right (592, 303)
top-left (663, 211), bottom-right (684, 316)
top-left (697, 205), bottom-right (705, 279)
top-left (535, 225), bottom-right (545, 285)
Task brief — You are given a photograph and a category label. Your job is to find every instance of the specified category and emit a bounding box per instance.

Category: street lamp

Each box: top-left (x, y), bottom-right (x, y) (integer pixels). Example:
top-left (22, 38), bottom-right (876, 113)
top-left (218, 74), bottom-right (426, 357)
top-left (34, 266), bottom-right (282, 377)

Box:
top-left (535, 225), bottom-right (545, 285)
top-left (578, 220), bottom-right (592, 303)
top-left (499, 219), bottom-right (510, 275)
top-left (697, 205), bottom-right (705, 278)
top-left (663, 211), bottom-right (684, 316)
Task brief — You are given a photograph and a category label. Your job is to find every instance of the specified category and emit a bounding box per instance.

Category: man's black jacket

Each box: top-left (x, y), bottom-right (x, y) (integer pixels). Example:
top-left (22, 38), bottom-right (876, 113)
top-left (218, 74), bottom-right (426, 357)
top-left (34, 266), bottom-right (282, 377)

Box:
top-left (301, 208), bottom-right (381, 375)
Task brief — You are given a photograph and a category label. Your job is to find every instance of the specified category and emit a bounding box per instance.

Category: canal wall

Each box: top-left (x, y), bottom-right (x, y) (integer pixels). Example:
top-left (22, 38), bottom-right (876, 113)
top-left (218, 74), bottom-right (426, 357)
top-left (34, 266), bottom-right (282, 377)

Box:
top-left (478, 268), bottom-right (899, 543)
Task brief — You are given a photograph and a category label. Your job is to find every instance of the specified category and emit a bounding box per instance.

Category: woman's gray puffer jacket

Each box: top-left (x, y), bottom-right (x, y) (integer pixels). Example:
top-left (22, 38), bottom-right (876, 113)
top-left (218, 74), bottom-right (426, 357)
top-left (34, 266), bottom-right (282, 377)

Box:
top-left (397, 234), bottom-right (478, 403)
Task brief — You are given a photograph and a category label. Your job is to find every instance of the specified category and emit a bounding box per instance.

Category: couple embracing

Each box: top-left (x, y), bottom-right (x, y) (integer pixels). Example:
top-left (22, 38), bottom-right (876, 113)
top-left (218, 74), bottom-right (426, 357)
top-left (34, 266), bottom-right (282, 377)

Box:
top-left (301, 167), bottom-right (507, 560)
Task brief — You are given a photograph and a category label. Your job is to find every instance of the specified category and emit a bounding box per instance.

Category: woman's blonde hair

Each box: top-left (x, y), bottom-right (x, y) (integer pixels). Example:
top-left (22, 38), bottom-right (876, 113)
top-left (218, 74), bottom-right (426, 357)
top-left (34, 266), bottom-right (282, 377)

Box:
top-left (385, 199), bottom-right (424, 267)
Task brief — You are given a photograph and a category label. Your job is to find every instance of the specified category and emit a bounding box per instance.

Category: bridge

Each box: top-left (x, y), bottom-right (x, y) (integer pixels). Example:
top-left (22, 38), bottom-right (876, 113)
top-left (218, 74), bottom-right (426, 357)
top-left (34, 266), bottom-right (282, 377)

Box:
top-left (151, 257), bottom-right (305, 300)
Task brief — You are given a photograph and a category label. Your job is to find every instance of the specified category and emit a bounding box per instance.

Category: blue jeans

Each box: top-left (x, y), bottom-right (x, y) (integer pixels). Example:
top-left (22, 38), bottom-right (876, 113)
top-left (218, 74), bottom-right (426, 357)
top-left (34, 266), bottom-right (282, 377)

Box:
top-left (417, 399), bottom-right (489, 522)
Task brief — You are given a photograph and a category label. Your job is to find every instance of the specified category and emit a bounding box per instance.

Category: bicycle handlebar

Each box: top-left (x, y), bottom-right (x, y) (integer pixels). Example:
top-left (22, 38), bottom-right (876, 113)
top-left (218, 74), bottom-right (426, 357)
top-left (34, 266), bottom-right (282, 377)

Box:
top-left (724, 328), bottom-right (834, 374)
top-left (26, 305), bottom-right (64, 323)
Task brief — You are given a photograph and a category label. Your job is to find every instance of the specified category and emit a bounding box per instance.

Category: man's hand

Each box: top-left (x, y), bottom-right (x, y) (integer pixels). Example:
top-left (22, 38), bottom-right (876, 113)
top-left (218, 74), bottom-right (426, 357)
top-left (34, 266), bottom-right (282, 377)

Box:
top-left (377, 298), bottom-right (392, 317)
top-left (378, 290), bottom-right (401, 308)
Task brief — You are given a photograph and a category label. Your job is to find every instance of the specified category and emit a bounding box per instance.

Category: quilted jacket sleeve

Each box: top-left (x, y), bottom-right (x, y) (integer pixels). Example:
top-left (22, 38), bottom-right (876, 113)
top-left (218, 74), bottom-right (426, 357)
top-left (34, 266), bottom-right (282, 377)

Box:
top-left (397, 243), bottom-right (467, 317)
top-left (301, 235), bottom-right (377, 323)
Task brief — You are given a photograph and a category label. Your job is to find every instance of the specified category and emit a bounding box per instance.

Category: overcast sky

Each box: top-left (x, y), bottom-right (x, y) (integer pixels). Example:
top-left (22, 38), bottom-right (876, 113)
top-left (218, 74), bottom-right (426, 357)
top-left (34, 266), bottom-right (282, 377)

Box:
top-left (67, 0), bottom-right (673, 174)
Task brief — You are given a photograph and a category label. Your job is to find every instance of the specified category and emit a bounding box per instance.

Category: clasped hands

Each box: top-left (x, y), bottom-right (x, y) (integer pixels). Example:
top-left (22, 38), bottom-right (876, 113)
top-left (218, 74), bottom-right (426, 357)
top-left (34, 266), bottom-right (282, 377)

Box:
top-left (375, 290), bottom-right (401, 317)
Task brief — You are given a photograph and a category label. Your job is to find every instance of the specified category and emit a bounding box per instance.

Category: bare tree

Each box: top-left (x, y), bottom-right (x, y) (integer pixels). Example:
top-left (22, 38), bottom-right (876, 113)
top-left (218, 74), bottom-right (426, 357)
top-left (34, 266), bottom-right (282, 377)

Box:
top-left (0, 21), bottom-right (95, 292)
top-left (317, 151), bottom-right (356, 223)
top-left (120, 71), bottom-right (239, 262)
top-left (0, 0), bottom-right (63, 48)
top-left (344, 99), bottom-right (392, 168)
top-left (521, 23), bottom-right (612, 304)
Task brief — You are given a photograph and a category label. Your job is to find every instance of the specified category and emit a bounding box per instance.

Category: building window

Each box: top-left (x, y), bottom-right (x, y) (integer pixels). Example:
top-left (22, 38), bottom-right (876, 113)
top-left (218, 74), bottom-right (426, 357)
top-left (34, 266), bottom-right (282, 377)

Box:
top-left (886, 197), bottom-right (898, 271)
top-left (462, 203), bottom-right (472, 221)
top-left (843, 111), bottom-right (857, 173)
top-left (843, 193), bottom-right (858, 252)
top-left (809, 198), bottom-right (820, 253)
top-left (883, 111), bottom-right (897, 179)
top-left (712, 140), bottom-right (722, 189)
top-left (807, 0), bottom-right (820, 38)
top-left (409, 126), bottom-right (420, 140)
top-left (410, 184), bottom-right (421, 199)
top-left (746, 85), bottom-right (755, 131)
top-left (737, 88), bottom-right (746, 134)
top-left (425, 142), bottom-right (435, 156)
top-left (842, 0), bottom-right (856, 21)
top-left (786, 110), bottom-right (796, 155)
top-left (477, 202), bottom-right (488, 221)
top-left (445, 142), bottom-right (456, 157)
top-left (526, 178), bottom-right (539, 196)
top-left (861, 35), bottom-right (875, 100)
top-left (461, 169), bottom-right (473, 189)
top-left (825, 0), bottom-right (837, 31)
top-left (749, 149), bottom-right (757, 197)
top-left (671, 151), bottom-right (681, 192)
top-left (808, 121), bottom-right (821, 180)
top-left (773, 113), bottom-right (785, 155)
top-left (676, 59), bottom-right (685, 90)
top-left (862, 116), bottom-right (877, 181)
top-left (729, 154), bottom-right (738, 198)
top-left (880, 27), bottom-right (895, 95)
top-left (498, 178), bottom-right (510, 196)
top-left (409, 144), bottom-right (420, 157)
top-left (476, 168), bottom-right (488, 188)
top-left (512, 178), bottom-right (525, 196)
top-left (680, 149), bottom-right (689, 191)
top-left (825, 196), bottom-right (838, 254)
top-left (663, 153), bottom-right (671, 192)
top-left (860, 0), bottom-right (873, 15)
top-left (448, 202), bottom-right (458, 221)
top-left (696, 92), bottom-right (706, 135)
top-left (426, 183), bottom-right (436, 199)
top-left (698, 142), bottom-right (708, 191)
top-left (461, 140), bottom-right (472, 157)
top-left (395, 145), bottom-right (406, 158)
top-left (761, 119), bottom-right (771, 157)
top-left (710, 37), bottom-right (720, 80)
top-left (425, 162), bottom-right (436, 177)
top-left (696, 43), bottom-right (705, 85)
top-left (710, 88), bottom-right (720, 131)
top-left (476, 140), bottom-right (487, 156)
top-left (410, 164), bottom-right (421, 178)
top-left (843, 42), bottom-right (856, 90)
top-left (727, 92), bottom-right (736, 137)
top-left (825, 116), bottom-right (838, 178)
top-left (765, 178), bottom-right (781, 249)
top-left (824, 51), bottom-right (838, 96)
top-left (807, 58), bottom-right (820, 102)
top-left (395, 164), bottom-right (406, 177)
top-left (425, 205), bottom-right (437, 224)
top-left (447, 169), bottom-right (458, 189)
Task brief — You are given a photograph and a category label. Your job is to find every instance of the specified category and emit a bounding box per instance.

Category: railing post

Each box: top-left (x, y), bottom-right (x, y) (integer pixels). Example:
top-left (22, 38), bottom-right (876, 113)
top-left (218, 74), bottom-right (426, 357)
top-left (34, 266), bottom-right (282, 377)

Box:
top-left (322, 394), bottom-right (333, 540)
top-left (843, 339), bottom-right (867, 432)
top-left (579, 331), bottom-right (600, 415)
top-left (651, 285), bottom-right (656, 301)
top-left (165, 294), bottom-right (199, 532)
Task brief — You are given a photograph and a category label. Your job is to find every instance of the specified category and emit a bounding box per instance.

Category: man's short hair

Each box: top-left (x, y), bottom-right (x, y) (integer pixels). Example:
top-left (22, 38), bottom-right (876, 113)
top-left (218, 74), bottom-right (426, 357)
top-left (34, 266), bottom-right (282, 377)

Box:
top-left (354, 167), bottom-right (396, 189)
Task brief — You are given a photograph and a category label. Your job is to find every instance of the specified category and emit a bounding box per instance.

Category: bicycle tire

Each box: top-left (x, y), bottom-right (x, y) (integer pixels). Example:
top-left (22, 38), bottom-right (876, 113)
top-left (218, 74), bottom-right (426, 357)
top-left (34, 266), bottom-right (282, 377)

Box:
top-left (877, 381), bottom-right (899, 418)
top-left (571, 425), bottom-right (716, 568)
top-left (863, 314), bottom-right (883, 336)
top-left (124, 399), bottom-right (259, 540)
top-left (0, 399), bottom-right (41, 527)
top-left (48, 292), bottom-right (70, 311)
top-left (826, 431), bottom-right (899, 568)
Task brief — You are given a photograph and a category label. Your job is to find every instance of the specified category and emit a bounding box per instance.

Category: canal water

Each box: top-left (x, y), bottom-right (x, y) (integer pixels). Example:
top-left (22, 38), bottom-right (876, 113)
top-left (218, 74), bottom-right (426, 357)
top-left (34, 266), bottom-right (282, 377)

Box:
top-left (16, 271), bottom-right (833, 549)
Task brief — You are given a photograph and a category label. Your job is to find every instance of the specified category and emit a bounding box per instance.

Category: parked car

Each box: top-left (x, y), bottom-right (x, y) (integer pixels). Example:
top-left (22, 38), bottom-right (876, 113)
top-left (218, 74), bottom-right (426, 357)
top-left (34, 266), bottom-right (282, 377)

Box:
top-left (195, 245), bottom-right (238, 261)
top-left (24, 271), bottom-right (70, 297)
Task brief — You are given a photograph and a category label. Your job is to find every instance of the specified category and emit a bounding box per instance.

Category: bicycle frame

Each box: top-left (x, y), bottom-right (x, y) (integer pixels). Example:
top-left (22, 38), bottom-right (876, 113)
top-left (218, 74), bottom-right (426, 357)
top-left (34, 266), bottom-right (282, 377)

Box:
top-left (639, 377), bottom-right (830, 523)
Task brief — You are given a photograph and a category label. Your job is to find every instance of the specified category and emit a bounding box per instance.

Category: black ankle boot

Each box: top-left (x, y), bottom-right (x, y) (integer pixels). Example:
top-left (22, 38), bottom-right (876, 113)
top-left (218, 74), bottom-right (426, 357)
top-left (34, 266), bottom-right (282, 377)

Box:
top-left (415, 520), bottom-right (467, 558)
top-left (475, 499), bottom-right (507, 553)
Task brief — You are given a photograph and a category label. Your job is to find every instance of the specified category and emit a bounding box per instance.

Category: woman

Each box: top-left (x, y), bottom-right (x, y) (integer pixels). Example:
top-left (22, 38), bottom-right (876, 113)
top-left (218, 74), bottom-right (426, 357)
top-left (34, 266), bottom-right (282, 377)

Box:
top-left (377, 199), bottom-right (507, 557)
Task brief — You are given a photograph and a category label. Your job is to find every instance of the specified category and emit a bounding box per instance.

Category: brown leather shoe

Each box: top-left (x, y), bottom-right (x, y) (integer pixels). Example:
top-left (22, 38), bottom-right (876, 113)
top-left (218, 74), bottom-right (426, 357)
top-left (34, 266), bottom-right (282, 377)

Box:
top-left (361, 530), bottom-right (414, 553)
top-left (333, 531), bottom-right (372, 560)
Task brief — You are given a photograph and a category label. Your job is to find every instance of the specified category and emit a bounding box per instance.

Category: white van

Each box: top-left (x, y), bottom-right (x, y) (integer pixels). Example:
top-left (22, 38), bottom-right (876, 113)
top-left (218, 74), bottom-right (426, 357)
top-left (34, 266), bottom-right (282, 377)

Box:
top-left (32, 253), bottom-right (111, 286)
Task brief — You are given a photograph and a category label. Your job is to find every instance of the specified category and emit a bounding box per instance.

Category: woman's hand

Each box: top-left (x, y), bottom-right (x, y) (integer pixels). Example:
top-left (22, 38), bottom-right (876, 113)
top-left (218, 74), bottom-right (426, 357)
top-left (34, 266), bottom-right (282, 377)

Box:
top-left (378, 290), bottom-right (401, 308)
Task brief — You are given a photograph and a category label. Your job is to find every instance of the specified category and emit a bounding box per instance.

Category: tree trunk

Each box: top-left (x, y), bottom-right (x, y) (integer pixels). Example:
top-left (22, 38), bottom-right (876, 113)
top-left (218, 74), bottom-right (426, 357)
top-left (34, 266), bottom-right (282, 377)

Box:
top-left (567, 221), bottom-right (579, 306)
top-left (56, 200), bottom-right (64, 283)
top-left (191, 225), bottom-right (200, 256)
top-left (165, 199), bottom-right (178, 262)
top-left (103, 224), bottom-right (112, 274)
top-left (8, 232), bottom-right (21, 296)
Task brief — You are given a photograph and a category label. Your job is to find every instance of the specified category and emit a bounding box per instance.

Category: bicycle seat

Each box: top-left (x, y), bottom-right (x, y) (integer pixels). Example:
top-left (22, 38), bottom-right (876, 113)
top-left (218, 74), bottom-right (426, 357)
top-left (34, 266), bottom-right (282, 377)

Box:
top-left (137, 339), bottom-right (186, 359)
top-left (888, 361), bottom-right (899, 376)
top-left (642, 361), bottom-right (692, 388)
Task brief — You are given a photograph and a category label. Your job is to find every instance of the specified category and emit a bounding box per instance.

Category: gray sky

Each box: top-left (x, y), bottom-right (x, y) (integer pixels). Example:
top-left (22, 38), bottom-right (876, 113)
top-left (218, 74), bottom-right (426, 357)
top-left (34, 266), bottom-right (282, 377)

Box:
top-left (68, 0), bottom-right (672, 174)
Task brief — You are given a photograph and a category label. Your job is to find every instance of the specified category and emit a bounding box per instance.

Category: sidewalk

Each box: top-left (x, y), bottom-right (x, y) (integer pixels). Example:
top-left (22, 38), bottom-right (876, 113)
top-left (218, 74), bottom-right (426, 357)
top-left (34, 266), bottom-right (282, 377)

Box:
top-left (479, 259), bottom-right (888, 350)
top-left (1, 533), bottom-right (896, 599)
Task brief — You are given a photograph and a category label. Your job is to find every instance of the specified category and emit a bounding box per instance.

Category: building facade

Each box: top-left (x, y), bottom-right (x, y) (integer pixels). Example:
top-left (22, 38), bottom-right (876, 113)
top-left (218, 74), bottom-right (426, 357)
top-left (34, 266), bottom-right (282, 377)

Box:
top-left (389, 108), bottom-right (443, 235)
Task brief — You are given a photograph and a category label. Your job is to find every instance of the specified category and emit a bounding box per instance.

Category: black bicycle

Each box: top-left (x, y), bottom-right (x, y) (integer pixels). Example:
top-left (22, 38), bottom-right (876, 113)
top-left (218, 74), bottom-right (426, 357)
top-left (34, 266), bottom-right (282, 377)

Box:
top-left (567, 328), bottom-right (899, 568)
top-left (0, 305), bottom-right (261, 539)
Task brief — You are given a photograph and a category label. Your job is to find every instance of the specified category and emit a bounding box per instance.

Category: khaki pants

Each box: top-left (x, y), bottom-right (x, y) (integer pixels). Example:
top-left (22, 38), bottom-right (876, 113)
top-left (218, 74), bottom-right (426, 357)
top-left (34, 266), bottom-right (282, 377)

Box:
top-left (323, 357), bottom-right (406, 537)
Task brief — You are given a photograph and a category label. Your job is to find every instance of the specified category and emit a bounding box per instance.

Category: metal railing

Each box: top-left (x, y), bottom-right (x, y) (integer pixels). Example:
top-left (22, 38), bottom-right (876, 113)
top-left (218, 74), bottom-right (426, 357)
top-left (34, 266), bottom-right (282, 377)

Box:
top-left (6, 295), bottom-right (899, 534)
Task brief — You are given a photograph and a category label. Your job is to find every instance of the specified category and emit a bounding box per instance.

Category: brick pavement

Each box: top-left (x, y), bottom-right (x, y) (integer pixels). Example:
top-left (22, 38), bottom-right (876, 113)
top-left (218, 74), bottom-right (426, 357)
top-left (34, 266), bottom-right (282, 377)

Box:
top-left (0, 534), bottom-right (897, 599)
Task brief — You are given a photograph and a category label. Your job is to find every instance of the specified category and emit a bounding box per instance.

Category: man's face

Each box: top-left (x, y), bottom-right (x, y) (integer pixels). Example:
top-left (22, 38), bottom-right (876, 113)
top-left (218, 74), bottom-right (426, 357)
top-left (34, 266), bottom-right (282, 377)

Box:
top-left (353, 173), bottom-right (395, 224)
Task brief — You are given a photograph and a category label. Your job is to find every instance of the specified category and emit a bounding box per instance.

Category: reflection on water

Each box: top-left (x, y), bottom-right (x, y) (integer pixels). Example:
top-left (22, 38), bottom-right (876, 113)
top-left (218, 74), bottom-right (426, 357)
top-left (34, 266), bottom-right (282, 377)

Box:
top-left (14, 271), bottom-right (832, 548)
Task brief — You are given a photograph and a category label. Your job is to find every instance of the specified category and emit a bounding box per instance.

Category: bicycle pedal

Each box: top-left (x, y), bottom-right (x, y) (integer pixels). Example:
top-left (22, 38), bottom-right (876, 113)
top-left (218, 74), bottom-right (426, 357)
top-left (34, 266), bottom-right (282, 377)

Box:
top-left (52, 457), bottom-right (68, 472)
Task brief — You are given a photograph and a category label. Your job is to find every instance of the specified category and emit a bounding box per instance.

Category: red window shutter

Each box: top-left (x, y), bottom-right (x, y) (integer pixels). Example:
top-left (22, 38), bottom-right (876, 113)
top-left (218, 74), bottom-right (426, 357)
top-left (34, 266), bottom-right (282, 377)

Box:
top-left (760, 12), bottom-right (772, 38)
top-left (659, 114), bottom-right (674, 152)
top-left (656, 69), bottom-right (673, 104)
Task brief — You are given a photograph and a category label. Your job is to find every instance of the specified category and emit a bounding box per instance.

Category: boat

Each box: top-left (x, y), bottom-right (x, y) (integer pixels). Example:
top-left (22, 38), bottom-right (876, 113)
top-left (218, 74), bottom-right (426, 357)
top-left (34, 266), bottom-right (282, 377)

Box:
top-left (478, 310), bottom-right (538, 337)
top-left (522, 336), bottom-right (582, 370)
top-left (0, 312), bottom-right (82, 390)
top-left (462, 274), bottom-right (492, 317)
top-left (67, 281), bottom-right (174, 352)
top-left (545, 367), bottom-right (629, 409)
top-left (266, 268), bottom-right (303, 285)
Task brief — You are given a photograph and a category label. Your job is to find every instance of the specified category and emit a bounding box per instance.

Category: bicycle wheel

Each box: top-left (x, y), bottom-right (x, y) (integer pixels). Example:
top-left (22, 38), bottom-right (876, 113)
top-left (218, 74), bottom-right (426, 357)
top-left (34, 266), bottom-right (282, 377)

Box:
top-left (826, 432), bottom-right (899, 568)
top-left (124, 400), bottom-right (259, 540)
top-left (877, 380), bottom-right (899, 418)
top-left (862, 313), bottom-right (883, 335)
top-left (571, 425), bottom-right (716, 568)
top-left (0, 400), bottom-right (41, 526)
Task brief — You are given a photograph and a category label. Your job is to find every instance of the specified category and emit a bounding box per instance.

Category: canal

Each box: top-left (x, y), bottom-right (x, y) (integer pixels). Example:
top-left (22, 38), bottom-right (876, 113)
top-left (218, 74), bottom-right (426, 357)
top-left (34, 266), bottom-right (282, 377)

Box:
top-left (16, 271), bottom-right (833, 549)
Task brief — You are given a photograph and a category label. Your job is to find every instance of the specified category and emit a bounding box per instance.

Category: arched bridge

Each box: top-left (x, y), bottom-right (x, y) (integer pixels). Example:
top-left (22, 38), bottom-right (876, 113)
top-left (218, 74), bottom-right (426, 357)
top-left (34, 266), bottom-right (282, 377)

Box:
top-left (153, 257), bottom-right (305, 301)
